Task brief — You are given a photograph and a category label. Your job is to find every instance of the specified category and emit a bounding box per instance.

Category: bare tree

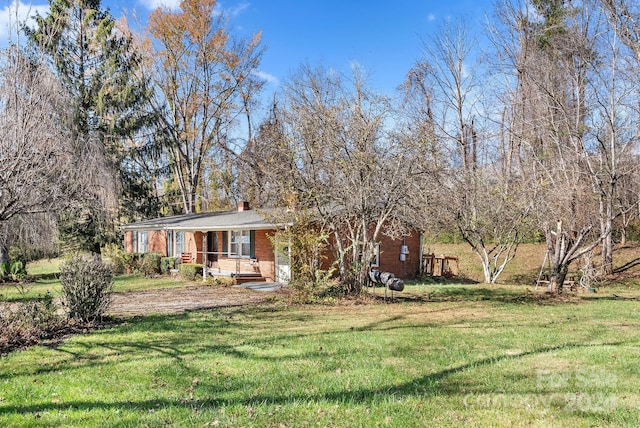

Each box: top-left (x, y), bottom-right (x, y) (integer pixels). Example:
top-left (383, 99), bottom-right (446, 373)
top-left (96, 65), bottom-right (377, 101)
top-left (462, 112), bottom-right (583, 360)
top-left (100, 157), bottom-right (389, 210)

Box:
top-left (246, 64), bottom-right (422, 293)
top-left (600, 0), bottom-right (640, 60)
top-left (0, 46), bottom-right (77, 263)
top-left (614, 158), bottom-right (640, 245)
top-left (237, 96), bottom-right (292, 207)
top-left (489, 0), bottom-right (634, 291)
top-left (406, 17), bottom-right (534, 284)
top-left (596, 0), bottom-right (640, 263)
top-left (145, 0), bottom-right (264, 214)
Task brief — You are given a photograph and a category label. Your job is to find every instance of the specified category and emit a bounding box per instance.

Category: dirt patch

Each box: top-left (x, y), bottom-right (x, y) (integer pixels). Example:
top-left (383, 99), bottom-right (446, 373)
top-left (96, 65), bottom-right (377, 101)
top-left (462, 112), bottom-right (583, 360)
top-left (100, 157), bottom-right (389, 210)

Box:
top-left (109, 285), bottom-right (283, 317)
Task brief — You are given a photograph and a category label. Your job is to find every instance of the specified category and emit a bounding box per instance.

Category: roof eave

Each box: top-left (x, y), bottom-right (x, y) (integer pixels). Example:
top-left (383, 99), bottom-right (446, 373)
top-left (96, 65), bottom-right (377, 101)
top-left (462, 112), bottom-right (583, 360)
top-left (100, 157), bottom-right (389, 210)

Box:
top-left (120, 222), bottom-right (292, 232)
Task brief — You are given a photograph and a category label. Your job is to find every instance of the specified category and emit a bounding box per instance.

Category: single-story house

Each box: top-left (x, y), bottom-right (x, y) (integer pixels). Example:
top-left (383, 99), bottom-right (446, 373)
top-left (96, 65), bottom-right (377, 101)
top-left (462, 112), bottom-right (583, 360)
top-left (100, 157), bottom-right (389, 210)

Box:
top-left (121, 202), bottom-right (422, 283)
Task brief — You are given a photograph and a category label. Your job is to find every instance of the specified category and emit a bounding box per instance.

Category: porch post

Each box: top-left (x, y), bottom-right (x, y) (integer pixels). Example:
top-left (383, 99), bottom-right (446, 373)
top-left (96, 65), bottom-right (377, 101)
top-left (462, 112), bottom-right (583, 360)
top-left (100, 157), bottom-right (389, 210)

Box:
top-left (202, 232), bottom-right (207, 281)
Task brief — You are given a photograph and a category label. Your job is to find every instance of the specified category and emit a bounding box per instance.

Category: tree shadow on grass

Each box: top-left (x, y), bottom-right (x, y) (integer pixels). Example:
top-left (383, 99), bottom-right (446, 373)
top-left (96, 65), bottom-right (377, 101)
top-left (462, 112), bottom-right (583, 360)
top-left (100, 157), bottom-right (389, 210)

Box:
top-left (613, 257), bottom-right (640, 274)
top-left (408, 276), bottom-right (480, 285)
top-left (0, 340), bottom-right (629, 419)
top-left (369, 285), bottom-right (577, 306)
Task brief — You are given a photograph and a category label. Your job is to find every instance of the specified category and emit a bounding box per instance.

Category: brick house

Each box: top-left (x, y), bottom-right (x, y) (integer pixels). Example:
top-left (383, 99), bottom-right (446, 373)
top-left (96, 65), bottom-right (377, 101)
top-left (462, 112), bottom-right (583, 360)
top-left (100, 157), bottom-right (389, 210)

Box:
top-left (121, 202), bottom-right (422, 283)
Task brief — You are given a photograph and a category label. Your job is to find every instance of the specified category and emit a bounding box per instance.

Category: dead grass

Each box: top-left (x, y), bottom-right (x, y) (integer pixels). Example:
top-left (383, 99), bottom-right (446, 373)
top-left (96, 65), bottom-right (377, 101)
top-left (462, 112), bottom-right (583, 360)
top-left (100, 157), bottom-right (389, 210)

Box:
top-left (424, 241), bottom-right (640, 286)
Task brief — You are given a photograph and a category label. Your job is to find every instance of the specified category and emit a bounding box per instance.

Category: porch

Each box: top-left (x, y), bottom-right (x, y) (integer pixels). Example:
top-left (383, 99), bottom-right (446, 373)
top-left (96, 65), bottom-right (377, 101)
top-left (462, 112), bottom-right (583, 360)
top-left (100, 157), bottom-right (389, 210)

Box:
top-left (181, 251), bottom-right (267, 284)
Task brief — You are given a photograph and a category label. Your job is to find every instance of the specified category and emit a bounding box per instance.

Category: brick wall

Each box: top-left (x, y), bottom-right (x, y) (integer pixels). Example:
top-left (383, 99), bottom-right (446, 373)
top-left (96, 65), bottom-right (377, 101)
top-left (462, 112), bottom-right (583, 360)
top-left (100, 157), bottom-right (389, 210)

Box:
top-left (254, 229), bottom-right (275, 281)
top-left (124, 230), bottom-right (168, 255)
top-left (149, 230), bottom-right (167, 255)
top-left (124, 231), bottom-right (133, 253)
top-left (377, 232), bottom-right (421, 279)
top-left (321, 227), bottom-right (422, 280)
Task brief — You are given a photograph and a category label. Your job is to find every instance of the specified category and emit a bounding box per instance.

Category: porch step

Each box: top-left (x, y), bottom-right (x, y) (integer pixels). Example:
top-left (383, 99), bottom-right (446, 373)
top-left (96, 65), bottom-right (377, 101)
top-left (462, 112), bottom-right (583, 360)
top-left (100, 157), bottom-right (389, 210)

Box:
top-left (232, 273), bottom-right (266, 284)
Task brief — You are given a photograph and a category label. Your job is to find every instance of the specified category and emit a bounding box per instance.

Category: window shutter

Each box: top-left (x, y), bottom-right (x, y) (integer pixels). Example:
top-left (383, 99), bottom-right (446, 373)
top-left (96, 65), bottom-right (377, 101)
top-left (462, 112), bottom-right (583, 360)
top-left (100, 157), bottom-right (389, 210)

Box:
top-left (222, 231), bottom-right (228, 256)
top-left (250, 230), bottom-right (255, 259)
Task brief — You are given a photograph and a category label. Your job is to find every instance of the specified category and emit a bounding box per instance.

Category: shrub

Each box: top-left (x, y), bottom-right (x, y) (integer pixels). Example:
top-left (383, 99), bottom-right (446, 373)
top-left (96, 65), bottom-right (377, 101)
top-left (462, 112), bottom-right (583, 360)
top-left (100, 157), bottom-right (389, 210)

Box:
top-left (0, 262), bottom-right (8, 280)
top-left (103, 243), bottom-right (126, 275)
top-left (270, 211), bottom-right (333, 302)
top-left (205, 276), bottom-right (236, 286)
top-left (140, 252), bottom-right (162, 277)
top-left (0, 293), bottom-right (64, 354)
top-left (179, 263), bottom-right (203, 281)
top-left (60, 254), bottom-right (114, 323)
top-left (0, 260), bottom-right (27, 282)
top-left (160, 257), bottom-right (177, 274)
top-left (122, 253), bottom-right (142, 274)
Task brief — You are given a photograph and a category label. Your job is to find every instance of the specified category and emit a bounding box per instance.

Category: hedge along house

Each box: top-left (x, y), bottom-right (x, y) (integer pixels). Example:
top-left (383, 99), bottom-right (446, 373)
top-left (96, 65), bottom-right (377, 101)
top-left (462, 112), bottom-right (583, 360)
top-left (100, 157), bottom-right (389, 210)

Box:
top-left (121, 202), bottom-right (423, 283)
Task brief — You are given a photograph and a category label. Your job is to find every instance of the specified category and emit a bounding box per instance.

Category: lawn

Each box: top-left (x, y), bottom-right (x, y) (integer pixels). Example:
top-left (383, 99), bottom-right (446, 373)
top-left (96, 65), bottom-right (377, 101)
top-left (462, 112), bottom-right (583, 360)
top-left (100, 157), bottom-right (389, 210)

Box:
top-left (0, 258), bottom-right (191, 302)
top-left (1, 284), bottom-right (639, 427)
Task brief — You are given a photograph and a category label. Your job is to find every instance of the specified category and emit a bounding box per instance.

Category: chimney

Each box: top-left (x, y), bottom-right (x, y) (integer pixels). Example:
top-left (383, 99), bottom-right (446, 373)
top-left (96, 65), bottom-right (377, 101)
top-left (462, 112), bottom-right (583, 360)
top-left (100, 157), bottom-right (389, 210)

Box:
top-left (238, 201), bottom-right (250, 212)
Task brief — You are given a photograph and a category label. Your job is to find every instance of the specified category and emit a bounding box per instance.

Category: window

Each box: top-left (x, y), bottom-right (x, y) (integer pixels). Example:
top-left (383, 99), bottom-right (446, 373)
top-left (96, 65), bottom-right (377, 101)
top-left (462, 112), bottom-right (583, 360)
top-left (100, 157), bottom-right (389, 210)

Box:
top-left (175, 231), bottom-right (185, 255)
top-left (167, 231), bottom-right (173, 257)
top-left (166, 231), bottom-right (186, 256)
top-left (228, 230), bottom-right (253, 258)
top-left (229, 230), bottom-right (250, 258)
top-left (136, 231), bottom-right (148, 253)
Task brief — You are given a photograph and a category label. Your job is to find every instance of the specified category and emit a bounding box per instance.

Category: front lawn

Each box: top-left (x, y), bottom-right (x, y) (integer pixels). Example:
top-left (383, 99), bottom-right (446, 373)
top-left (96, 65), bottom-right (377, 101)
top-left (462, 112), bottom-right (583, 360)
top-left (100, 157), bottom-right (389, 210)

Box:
top-left (0, 258), bottom-right (191, 302)
top-left (1, 285), bottom-right (639, 426)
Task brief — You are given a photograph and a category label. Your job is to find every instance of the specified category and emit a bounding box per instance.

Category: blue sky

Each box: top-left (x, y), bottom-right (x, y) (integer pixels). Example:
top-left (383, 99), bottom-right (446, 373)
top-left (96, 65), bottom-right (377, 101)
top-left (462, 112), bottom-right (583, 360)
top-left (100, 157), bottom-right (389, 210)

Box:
top-left (1, 0), bottom-right (494, 96)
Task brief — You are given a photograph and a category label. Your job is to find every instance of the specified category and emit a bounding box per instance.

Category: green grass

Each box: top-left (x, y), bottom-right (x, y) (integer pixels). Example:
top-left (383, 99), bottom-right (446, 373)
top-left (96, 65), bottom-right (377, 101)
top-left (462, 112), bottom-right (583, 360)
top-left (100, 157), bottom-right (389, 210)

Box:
top-left (0, 258), bottom-right (191, 301)
top-left (1, 284), bottom-right (639, 427)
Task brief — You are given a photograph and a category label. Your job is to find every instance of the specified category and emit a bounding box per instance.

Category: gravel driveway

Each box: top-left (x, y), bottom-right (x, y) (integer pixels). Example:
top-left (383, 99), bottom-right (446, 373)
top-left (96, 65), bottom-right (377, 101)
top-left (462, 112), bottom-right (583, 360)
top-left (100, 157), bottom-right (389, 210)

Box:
top-left (109, 285), bottom-right (283, 317)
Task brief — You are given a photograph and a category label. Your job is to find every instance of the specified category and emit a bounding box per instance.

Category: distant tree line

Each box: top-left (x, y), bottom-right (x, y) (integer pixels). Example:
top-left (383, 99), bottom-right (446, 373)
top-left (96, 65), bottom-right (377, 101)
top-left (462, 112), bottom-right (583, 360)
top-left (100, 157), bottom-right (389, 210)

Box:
top-left (2, 0), bottom-right (640, 293)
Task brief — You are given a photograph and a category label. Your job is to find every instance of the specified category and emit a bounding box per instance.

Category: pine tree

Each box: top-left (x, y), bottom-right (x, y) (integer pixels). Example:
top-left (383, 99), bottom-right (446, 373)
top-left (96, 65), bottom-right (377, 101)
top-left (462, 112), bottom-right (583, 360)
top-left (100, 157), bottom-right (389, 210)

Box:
top-left (27, 0), bottom-right (156, 252)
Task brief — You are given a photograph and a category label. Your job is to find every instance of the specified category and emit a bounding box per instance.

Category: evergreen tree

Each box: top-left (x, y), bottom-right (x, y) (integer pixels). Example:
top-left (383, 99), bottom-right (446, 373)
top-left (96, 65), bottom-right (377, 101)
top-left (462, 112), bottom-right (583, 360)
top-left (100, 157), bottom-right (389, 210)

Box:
top-left (27, 0), bottom-right (156, 253)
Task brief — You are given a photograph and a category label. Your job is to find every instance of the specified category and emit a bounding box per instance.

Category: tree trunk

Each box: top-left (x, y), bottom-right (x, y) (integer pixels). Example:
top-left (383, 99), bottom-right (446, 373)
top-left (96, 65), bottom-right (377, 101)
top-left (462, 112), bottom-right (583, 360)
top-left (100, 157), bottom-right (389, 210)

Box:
top-left (600, 189), bottom-right (614, 275)
top-left (545, 220), bottom-right (569, 294)
top-left (601, 229), bottom-right (613, 275)
top-left (0, 233), bottom-right (9, 265)
top-left (549, 261), bottom-right (569, 294)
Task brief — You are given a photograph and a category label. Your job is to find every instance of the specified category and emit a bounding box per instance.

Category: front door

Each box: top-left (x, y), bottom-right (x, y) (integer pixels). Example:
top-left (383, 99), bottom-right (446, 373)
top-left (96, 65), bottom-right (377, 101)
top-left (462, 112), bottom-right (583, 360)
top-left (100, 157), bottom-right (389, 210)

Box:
top-left (275, 246), bottom-right (291, 284)
top-left (207, 231), bottom-right (218, 268)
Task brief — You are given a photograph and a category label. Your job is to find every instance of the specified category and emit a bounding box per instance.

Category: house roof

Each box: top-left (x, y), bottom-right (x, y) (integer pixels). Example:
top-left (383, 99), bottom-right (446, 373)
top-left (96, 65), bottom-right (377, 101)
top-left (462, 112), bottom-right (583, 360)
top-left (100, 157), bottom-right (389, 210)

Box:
top-left (120, 209), bottom-right (288, 232)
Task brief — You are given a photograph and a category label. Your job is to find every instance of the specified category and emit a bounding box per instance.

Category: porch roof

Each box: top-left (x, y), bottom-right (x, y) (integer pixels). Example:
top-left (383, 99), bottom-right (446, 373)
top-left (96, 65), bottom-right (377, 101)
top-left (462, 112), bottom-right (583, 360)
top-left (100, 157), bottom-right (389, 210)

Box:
top-left (121, 209), bottom-right (287, 232)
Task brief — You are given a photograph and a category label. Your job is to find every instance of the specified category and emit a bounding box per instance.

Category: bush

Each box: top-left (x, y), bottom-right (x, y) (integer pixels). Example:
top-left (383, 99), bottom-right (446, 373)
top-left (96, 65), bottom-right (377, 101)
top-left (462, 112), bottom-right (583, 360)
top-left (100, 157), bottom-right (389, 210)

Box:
top-left (179, 263), bottom-right (203, 281)
top-left (270, 211), bottom-right (333, 302)
top-left (0, 293), bottom-right (64, 354)
top-left (205, 276), bottom-right (236, 286)
top-left (0, 260), bottom-right (27, 282)
top-left (60, 254), bottom-right (114, 323)
top-left (160, 257), bottom-right (177, 274)
top-left (140, 252), bottom-right (162, 277)
top-left (122, 253), bottom-right (142, 274)
top-left (102, 243), bottom-right (126, 275)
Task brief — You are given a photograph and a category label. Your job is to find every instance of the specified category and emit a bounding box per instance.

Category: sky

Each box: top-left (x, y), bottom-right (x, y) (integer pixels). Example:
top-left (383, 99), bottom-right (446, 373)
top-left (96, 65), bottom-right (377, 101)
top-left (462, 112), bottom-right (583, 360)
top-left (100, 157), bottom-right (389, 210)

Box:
top-left (0, 0), bottom-right (495, 97)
